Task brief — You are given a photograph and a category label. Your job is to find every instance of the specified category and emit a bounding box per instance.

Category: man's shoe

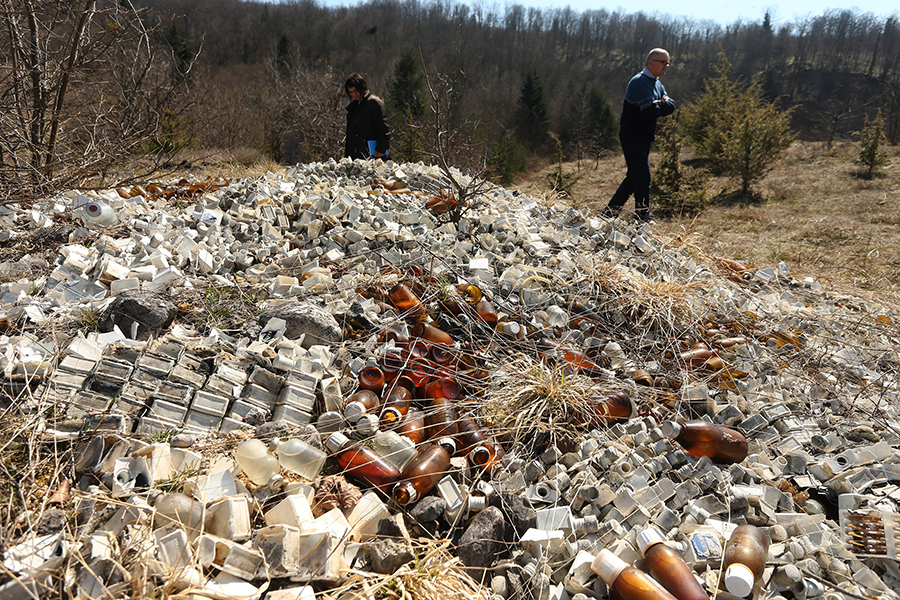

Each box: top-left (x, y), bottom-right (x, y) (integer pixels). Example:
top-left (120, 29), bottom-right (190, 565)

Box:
top-left (635, 211), bottom-right (656, 223)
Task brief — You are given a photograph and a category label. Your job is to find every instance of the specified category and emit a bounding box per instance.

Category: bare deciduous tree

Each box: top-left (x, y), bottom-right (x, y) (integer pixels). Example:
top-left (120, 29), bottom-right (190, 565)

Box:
top-left (0, 0), bottom-right (186, 202)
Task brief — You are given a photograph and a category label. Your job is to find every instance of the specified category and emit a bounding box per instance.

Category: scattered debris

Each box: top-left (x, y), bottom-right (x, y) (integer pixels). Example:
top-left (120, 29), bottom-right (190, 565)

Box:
top-left (1, 157), bottom-right (899, 600)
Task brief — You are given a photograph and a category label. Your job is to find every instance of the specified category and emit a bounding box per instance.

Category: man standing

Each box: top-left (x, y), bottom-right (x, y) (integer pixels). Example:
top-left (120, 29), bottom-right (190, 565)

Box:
top-left (344, 73), bottom-right (391, 160)
top-left (603, 49), bottom-right (676, 222)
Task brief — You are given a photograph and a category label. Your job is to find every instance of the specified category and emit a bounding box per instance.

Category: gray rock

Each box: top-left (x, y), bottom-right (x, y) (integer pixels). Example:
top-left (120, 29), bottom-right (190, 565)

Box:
top-left (489, 492), bottom-right (535, 541)
top-left (244, 406), bottom-right (269, 426)
top-left (366, 539), bottom-right (415, 574)
top-left (37, 507), bottom-right (68, 534)
top-left (377, 514), bottom-right (410, 539)
top-left (258, 302), bottom-right (342, 348)
top-left (98, 292), bottom-right (177, 340)
top-left (409, 496), bottom-right (446, 523)
top-left (254, 419), bottom-right (293, 439)
top-left (168, 434), bottom-right (196, 449)
top-left (457, 506), bottom-right (506, 573)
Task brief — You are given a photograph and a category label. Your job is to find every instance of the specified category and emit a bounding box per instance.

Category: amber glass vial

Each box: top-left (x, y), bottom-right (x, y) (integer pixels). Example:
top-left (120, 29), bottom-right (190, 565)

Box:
top-left (392, 442), bottom-right (452, 505)
top-left (577, 392), bottom-right (633, 427)
top-left (344, 389), bottom-right (380, 422)
top-left (592, 549), bottom-right (679, 600)
top-left (424, 397), bottom-right (458, 440)
top-left (412, 321), bottom-right (454, 345)
top-left (637, 527), bottom-right (708, 600)
top-left (396, 410), bottom-right (427, 445)
top-left (325, 432), bottom-right (400, 491)
top-left (388, 282), bottom-right (425, 318)
top-left (722, 524), bottom-right (769, 597)
top-left (664, 420), bottom-right (748, 464)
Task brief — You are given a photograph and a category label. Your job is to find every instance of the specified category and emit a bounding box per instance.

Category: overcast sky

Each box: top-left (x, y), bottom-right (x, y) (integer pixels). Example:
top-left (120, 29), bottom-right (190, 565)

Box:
top-left (315, 0), bottom-right (897, 27)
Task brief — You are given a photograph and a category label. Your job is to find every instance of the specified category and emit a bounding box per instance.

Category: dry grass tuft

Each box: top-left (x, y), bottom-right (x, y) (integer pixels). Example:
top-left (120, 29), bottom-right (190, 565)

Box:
top-left (327, 541), bottom-right (489, 600)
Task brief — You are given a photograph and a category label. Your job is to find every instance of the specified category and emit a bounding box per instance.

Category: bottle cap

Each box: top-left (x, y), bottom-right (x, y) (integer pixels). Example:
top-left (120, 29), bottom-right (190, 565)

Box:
top-left (325, 431), bottom-right (349, 453)
top-left (636, 527), bottom-right (665, 554)
top-left (724, 563), bottom-right (756, 597)
top-left (344, 401), bottom-right (367, 423)
top-left (658, 420), bottom-right (682, 439)
top-left (317, 411), bottom-right (344, 433)
top-left (355, 414), bottom-right (379, 436)
top-left (436, 437), bottom-right (457, 455)
top-left (591, 549), bottom-right (627, 585)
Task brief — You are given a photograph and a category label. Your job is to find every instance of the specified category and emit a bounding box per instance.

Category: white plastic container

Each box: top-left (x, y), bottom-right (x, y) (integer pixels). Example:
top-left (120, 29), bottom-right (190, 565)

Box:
top-left (79, 201), bottom-right (118, 228)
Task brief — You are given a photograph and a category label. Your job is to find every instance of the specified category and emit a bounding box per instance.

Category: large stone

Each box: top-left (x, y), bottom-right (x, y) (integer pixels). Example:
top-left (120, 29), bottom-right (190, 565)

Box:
top-left (98, 292), bottom-right (177, 340)
top-left (258, 302), bottom-right (342, 348)
top-left (489, 492), bottom-right (536, 541)
top-left (457, 506), bottom-right (506, 574)
top-left (408, 496), bottom-right (446, 523)
top-left (365, 539), bottom-right (415, 574)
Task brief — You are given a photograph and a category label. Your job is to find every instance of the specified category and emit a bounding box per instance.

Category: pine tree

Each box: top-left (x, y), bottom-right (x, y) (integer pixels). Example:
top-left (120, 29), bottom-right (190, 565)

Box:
top-left (853, 111), bottom-right (889, 177)
top-left (681, 52), bottom-right (794, 193)
top-left (516, 68), bottom-right (550, 152)
top-left (387, 48), bottom-right (425, 120)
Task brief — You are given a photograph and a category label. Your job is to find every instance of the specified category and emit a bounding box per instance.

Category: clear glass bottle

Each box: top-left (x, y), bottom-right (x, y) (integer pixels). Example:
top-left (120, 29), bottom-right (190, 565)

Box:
top-left (371, 430), bottom-right (418, 471)
top-left (324, 431), bottom-right (400, 491)
top-left (344, 389), bottom-right (381, 423)
top-left (273, 438), bottom-right (327, 481)
top-left (392, 442), bottom-right (452, 505)
top-left (388, 282), bottom-right (425, 319)
top-left (234, 438), bottom-right (280, 486)
top-left (660, 420), bottom-right (748, 464)
top-left (636, 527), bottom-right (708, 600)
top-left (721, 524), bottom-right (769, 597)
top-left (591, 549), bottom-right (678, 600)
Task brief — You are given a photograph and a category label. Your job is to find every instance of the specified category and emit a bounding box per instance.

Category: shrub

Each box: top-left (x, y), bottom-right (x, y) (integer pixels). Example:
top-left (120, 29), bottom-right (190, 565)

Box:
top-left (488, 131), bottom-right (529, 185)
top-left (681, 53), bottom-right (794, 193)
top-left (651, 118), bottom-right (708, 217)
top-left (853, 111), bottom-right (889, 177)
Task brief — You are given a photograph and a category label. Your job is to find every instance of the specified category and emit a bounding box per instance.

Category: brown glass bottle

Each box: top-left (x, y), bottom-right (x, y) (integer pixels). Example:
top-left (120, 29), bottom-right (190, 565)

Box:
top-left (412, 321), bottom-right (454, 345)
top-left (637, 527), bottom-right (709, 600)
top-left (721, 525), bottom-right (769, 597)
top-left (474, 299), bottom-right (499, 328)
top-left (396, 410), bottom-right (427, 445)
top-left (392, 442), bottom-right (452, 505)
top-left (383, 323), bottom-right (410, 347)
top-left (661, 420), bottom-right (748, 464)
top-left (678, 346), bottom-right (718, 368)
top-left (454, 415), bottom-right (486, 454)
top-left (388, 282), bottom-right (426, 319)
top-left (425, 397), bottom-right (458, 440)
top-left (593, 549), bottom-right (678, 600)
top-left (358, 365), bottom-right (386, 392)
top-left (429, 344), bottom-right (454, 366)
top-left (469, 441), bottom-right (505, 477)
top-left (575, 392), bottom-right (633, 427)
top-left (381, 350), bottom-right (406, 381)
top-left (405, 357), bottom-right (434, 389)
top-left (380, 383), bottom-right (413, 427)
top-left (325, 432), bottom-right (400, 491)
top-left (424, 376), bottom-right (461, 400)
top-left (344, 389), bottom-right (380, 422)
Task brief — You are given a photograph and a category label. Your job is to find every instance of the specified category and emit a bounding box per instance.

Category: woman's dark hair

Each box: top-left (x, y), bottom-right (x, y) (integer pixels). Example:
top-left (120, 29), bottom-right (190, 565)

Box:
top-left (344, 73), bottom-right (368, 98)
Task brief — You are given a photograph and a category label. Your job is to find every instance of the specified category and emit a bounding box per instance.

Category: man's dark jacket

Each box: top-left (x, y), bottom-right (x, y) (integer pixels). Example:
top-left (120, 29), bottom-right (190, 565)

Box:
top-left (345, 92), bottom-right (391, 159)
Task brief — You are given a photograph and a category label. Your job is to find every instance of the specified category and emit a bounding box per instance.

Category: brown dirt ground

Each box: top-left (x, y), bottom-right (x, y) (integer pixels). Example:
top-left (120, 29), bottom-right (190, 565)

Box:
top-left (513, 141), bottom-right (900, 310)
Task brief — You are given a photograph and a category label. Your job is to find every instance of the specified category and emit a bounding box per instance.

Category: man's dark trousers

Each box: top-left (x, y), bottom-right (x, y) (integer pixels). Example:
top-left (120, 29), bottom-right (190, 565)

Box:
top-left (607, 132), bottom-right (652, 216)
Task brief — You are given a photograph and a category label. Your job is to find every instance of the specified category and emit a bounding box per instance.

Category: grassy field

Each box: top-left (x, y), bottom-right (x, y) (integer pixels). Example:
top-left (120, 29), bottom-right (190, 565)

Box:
top-left (514, 141), bottom-right (900, 309)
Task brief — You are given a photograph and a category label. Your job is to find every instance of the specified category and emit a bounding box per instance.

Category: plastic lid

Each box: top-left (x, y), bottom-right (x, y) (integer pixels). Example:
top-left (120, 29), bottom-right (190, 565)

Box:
top-left (636, 527), bottom-right (665, 554)
top-left (325, 431), bottom-right (349, 453)
top-left (355, 414), bottom-right (379, 436)
top-left (724, 563), bottom-right (755, 597)
top-left (591, 549), bottom-right (627, 584)
top-left (658, 420), bottom-right (682, 439)
top-left (344, 401), bottom-right (366, 422)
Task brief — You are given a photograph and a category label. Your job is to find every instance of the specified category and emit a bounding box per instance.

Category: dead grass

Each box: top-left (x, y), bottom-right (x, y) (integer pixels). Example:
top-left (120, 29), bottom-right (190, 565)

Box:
top-left (516, 141), bottom-right (900, 308)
